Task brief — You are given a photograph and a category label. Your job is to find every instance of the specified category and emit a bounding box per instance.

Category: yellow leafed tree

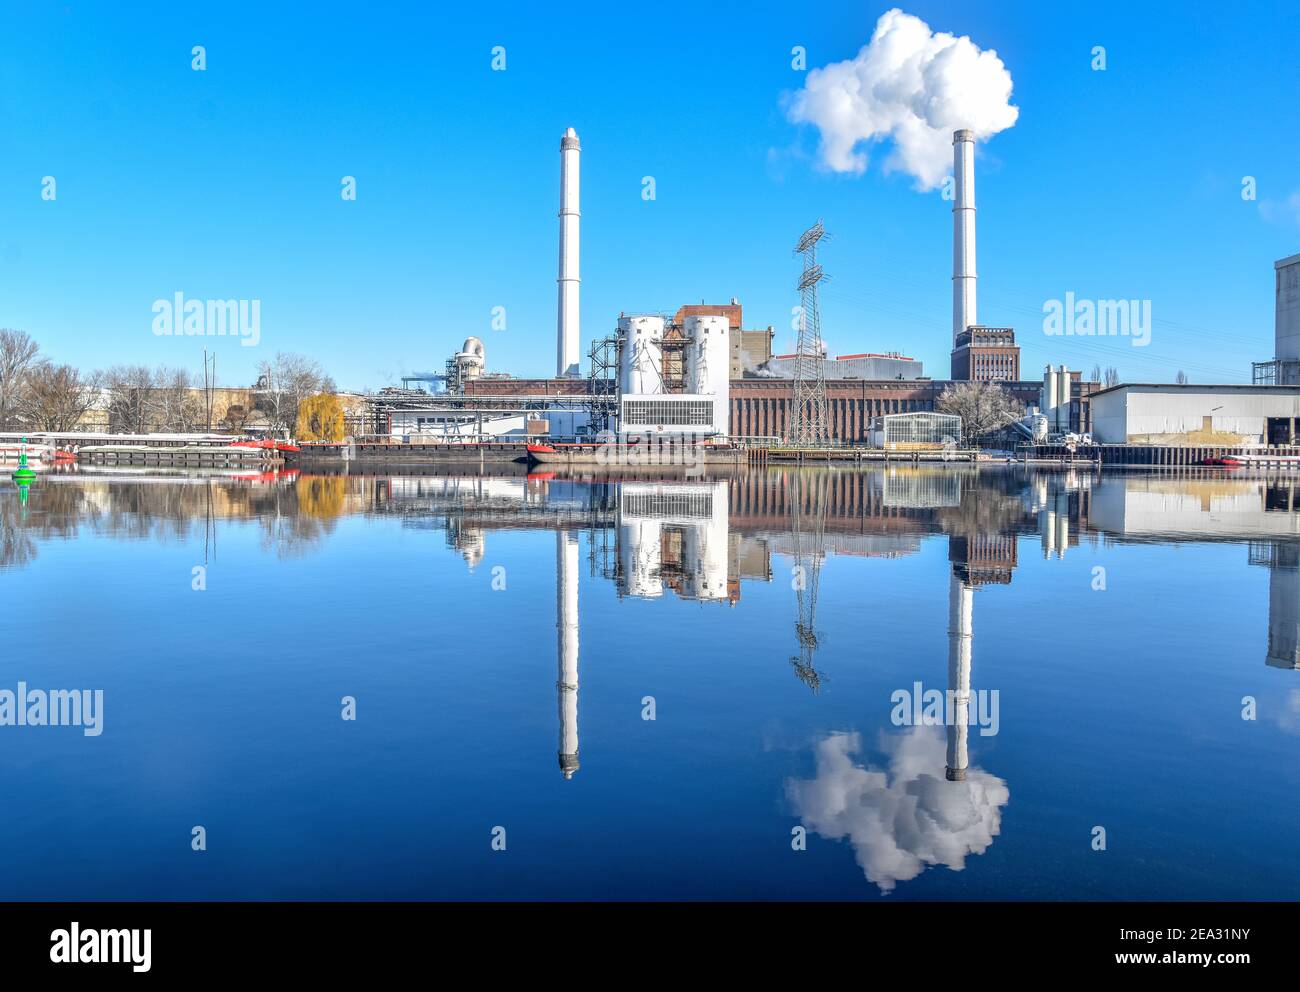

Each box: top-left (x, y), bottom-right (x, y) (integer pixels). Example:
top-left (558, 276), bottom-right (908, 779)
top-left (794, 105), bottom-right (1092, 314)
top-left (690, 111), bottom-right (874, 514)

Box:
top-left (296, 393), bottom-right (346, 442)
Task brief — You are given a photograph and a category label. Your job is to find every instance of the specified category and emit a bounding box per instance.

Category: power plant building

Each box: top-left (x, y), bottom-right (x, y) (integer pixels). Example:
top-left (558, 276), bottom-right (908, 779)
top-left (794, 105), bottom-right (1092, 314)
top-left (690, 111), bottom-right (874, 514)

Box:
top-left (617, 313), bottom-right (730, 437)
top-left (383, 125), bottom-right (1106, 444)
top-left (951, 327), bottom-right (1019, 381)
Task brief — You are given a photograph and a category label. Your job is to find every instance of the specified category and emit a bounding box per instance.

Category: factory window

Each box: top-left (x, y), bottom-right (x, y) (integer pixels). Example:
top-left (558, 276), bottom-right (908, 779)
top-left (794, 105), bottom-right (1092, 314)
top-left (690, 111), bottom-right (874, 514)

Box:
top-left (622, 399), bottom-right (714, 427)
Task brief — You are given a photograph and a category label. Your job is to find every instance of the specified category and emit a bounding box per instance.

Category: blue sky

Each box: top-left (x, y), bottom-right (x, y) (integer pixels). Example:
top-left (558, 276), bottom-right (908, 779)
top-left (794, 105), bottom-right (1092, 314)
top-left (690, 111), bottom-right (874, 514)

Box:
top-left (1, 0), bottom-right (1296, 390)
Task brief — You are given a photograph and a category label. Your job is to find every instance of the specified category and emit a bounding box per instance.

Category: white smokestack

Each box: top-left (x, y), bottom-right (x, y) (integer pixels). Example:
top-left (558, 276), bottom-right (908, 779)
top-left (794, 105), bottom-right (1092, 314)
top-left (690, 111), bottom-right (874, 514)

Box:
top-left (557, 127), bottom-right (581, 378)
top-left (952, 128), bottom-right (976, 344)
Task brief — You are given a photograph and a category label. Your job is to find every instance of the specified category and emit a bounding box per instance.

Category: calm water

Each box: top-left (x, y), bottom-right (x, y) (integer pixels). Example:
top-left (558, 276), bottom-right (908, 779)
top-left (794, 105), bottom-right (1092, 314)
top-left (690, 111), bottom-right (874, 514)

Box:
top-left (3, 464), bottom-right (1299, 900)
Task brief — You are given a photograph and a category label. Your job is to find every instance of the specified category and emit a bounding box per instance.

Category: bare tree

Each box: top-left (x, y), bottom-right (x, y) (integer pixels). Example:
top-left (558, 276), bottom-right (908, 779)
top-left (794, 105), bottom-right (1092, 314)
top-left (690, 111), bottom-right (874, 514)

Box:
top-left (221, 404), bottom-right (251, 433)
top-left (0, 329), bottom-right (41, 431)
top-left (22, 363), bottom-right (103, 431)
top-left (256, 352), bottom-right (335, 437)
top-left (1175, 370), bottom-right (1189, 385)
top-left (1089, 364), bottom-right (1102, 383)
top-left (1104, 366), bottom-right (1121, 388)
top-left (936, 381), bottom-right (1025, 445)
top-left (104, 365), bottom-right (158, 433)
top-left (153, 366), bottom-right (202, 431)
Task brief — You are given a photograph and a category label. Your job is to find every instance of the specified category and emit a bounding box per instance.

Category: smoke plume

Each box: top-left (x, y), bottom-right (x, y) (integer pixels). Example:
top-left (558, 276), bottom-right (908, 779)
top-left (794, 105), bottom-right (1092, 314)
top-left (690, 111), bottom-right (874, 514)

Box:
top-left (787, 727), bottom-right (1009, 893)
top-left (787, 8), bottom-right (1019, 190)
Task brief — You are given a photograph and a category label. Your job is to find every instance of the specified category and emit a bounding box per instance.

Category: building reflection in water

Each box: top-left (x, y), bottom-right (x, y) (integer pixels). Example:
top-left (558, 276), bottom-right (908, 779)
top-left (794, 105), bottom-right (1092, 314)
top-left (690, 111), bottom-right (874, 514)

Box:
top-left (786, 474), bottom-right (1015, 893)
top-left (1252, 540), bottom-right (1300, 670)
top-left (1086, 473), bottom-right (1300, 671)
top-left (12, 466), bottom-right (1300, 820)
top-left (616, 481), bottom-right (732, 602)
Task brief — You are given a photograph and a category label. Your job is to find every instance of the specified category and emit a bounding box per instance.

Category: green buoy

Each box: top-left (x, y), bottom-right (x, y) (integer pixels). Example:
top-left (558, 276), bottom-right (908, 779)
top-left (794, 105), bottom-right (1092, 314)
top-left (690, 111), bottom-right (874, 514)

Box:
top-left (12, 438), bottom-right (37, 485)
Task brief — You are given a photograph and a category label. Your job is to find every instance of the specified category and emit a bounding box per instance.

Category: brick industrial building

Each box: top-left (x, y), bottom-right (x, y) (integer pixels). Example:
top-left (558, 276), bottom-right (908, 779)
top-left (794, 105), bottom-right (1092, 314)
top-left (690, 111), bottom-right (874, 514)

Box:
top-left (951, 326), bottom-right (1020, 381)
top-left (461, 370), bottom-right (1092, 440)
top-left (458, 293), bottom-right (1098, 439)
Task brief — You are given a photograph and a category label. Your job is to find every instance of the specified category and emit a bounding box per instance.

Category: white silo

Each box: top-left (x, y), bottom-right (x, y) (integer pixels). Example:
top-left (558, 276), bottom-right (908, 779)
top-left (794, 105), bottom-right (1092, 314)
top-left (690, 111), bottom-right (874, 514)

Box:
top-left (1042, 364), bottom-right (1057, 426)
top-left (683, 314), bottom-right (731, 436)
top-left (455, 336), bottom-right (486, 383)
top-left (1056, 366), bottom-right (1072, 432)
top-left (617, 316), bottom-right (664, 396)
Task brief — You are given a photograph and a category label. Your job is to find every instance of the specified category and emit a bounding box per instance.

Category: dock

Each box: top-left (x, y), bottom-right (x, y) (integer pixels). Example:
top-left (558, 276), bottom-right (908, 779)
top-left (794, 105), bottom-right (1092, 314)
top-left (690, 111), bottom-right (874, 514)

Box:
top-left (1019, 443), bottom-right (1300, 467)
top-left (77, 445), bottom-right (278, 468)
top-left (750, 446), bottom-right (980, 466)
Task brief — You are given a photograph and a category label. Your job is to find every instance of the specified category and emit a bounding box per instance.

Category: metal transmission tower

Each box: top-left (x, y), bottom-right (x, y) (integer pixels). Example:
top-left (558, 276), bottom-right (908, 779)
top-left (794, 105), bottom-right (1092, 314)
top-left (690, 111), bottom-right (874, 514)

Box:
top-left (788, 471), bottom-right (829, 692)
top-left (788, 221), bottom-right (830, 447)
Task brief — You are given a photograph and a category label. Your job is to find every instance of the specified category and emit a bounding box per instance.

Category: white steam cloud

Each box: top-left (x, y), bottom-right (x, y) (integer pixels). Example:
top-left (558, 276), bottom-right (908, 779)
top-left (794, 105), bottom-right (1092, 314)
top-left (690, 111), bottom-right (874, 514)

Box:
top-left (787, 8), bottom-right (1019, 190)
top-left (786, 727), bottom-right (1009, 893)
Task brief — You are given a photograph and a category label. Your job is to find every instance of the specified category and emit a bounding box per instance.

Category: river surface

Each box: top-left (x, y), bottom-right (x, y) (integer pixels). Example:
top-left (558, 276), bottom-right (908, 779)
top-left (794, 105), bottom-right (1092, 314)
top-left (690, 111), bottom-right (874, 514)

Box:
top-left (3, 464), bottom-right (1298, 899)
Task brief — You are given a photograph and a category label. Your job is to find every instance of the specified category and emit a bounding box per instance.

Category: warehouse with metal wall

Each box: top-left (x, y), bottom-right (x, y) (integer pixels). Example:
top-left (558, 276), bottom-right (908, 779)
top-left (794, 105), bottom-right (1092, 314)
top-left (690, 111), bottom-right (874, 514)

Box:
top-left (1090, 384), bottom-right (1300, 445)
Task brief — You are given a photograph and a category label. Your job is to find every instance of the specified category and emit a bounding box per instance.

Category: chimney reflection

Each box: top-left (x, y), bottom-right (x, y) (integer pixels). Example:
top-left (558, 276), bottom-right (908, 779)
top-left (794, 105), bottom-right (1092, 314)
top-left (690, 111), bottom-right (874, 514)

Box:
top-left (556, 529), bottom-right (580, 778)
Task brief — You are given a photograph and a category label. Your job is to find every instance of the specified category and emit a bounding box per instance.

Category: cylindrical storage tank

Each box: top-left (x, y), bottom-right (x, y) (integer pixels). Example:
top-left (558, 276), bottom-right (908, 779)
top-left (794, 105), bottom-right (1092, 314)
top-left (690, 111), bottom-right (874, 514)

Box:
top-left (1056, 366), bottom-right (1071, 431)
top-left (455, 337), bottom-right (486, 384)
top-left (1042, 365), bottom-right (1057, 422)
top-left (618, 316), bottom-right (664, 396)
top-left (683, 314), bottom-right (730, 435)
top-left (683, 315), bottom-right (729, 394)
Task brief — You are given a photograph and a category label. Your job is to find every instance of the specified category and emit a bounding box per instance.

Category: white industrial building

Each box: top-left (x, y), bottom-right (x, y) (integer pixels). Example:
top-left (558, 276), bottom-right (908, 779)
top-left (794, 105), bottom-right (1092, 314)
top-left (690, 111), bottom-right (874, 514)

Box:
top-left (617, 313), bottom-right (729, 438)
top-left (389, 407), bottom-right (590, 440)
top-left (1090, 383), bottom-right (1300, 445)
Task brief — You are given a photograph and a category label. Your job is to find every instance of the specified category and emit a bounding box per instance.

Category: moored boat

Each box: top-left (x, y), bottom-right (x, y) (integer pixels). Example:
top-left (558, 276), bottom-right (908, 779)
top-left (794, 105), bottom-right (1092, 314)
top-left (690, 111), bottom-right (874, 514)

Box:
top-left (1203, 453), bottom-right (1300, 468)
top-left (228, 438), bottom-right (301, 454)
top-left (0, 442), bottom-right (59, 463)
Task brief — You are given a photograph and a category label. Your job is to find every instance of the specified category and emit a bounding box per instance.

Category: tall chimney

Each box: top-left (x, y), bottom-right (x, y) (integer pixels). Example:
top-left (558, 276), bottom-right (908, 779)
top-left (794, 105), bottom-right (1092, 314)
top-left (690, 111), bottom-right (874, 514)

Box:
top-left (557, 128), bottom-right (581, 378)
top-left (952, 129), bottom-right (977, 345)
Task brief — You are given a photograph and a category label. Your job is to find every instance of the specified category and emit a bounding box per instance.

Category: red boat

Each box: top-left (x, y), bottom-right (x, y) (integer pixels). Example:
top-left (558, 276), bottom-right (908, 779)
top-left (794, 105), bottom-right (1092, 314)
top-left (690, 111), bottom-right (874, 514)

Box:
top-left (1203, 453), bottom-right (1300, 468)
top-left (227, 438), bottom-right (301, 454)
